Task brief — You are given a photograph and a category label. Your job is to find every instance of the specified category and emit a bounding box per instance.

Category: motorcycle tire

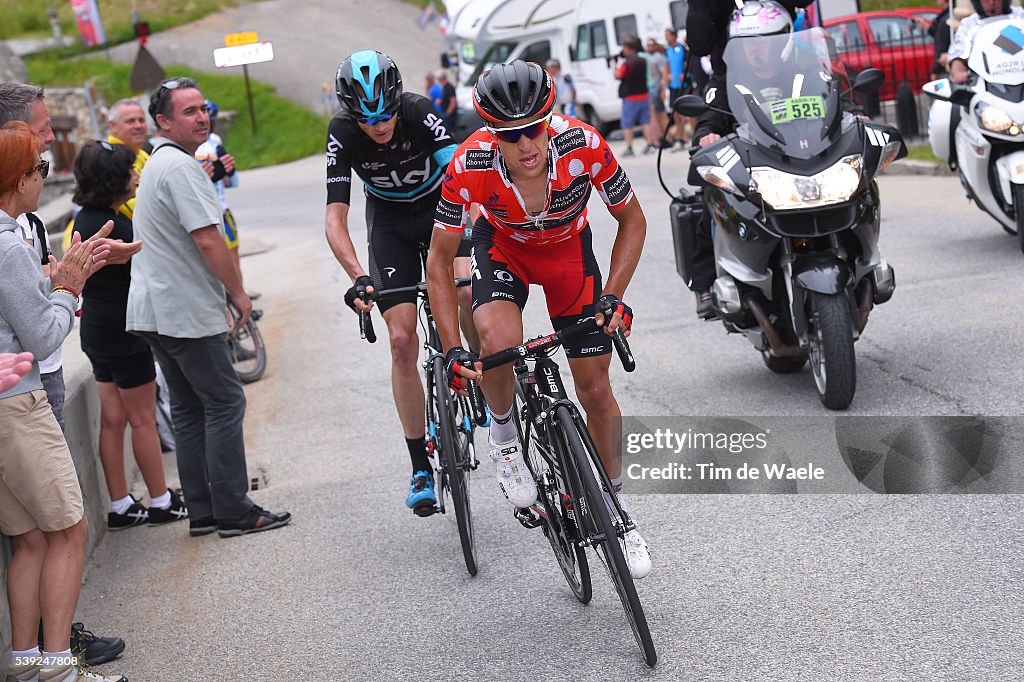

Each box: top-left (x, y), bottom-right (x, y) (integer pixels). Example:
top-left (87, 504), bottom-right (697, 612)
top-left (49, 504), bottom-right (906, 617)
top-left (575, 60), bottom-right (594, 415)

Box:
top-left (1014, 184), bottom-right (1024, 253)
top-left (808, 292), bottom-right (856, 411)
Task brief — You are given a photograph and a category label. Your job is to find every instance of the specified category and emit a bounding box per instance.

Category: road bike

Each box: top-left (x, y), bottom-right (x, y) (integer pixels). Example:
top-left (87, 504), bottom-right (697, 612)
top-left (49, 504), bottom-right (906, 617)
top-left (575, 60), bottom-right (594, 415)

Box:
top-left (358, 276), bottom-right (485, 576)
top-left (480, 318), bottom-right (657, 666)
top-left (227, 301), bottom-right (266, 384)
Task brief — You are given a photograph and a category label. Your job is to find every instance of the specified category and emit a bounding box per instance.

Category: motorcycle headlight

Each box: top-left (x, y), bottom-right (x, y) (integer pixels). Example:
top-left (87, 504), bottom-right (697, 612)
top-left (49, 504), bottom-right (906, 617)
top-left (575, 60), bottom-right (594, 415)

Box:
top-left (750, 155), bottom-right (862, 211)
top-left (976, 102), bottom-right (1015, 133)
top-left (695, 165), bottom-right (743, 196)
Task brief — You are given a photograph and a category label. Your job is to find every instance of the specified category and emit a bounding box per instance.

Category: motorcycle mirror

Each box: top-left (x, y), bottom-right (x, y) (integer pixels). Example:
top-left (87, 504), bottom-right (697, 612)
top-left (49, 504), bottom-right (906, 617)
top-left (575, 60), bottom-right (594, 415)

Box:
top-left (922, 78), bottom-right (952, 101)
top-left (852, 68), bottom-right (885, 93)
top-left (673, 94), bottom-right (708, 117)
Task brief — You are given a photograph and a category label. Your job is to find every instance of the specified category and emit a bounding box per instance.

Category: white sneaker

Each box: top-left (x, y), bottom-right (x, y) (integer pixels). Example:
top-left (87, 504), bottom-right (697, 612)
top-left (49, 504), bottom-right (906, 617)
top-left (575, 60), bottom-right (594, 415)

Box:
top-left (39, 662), bottom-right (127, 681)
top-left (602, 490), bottom-right (653, 580)
top-left (488, 438), bottom-right (537, 508)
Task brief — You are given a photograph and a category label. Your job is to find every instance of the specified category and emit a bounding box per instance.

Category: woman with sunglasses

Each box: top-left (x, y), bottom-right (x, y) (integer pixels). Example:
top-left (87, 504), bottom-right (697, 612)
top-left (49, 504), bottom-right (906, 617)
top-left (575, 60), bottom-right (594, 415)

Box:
top-left (426, 60), bottom-right (652, 580)
top-left (71, 140), bottom-right (187, 531)
top-left (0, 121), bottom-right (127, 682)
top-left (326, 49), bottom-right (478, 516)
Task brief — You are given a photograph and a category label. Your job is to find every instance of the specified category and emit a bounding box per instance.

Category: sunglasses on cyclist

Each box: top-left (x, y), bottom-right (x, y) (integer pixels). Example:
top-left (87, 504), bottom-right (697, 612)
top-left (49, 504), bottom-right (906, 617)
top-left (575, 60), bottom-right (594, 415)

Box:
top-left (26, 160), bottom-right (50, 179)
top-left (487, 115), bottom-right (551, 144)
top-left (356, 111), bottom-right (396, 126)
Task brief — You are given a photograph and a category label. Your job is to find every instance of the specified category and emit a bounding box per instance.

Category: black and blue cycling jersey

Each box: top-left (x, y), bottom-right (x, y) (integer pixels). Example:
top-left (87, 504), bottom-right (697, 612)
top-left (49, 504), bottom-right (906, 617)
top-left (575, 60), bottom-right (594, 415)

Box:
top-left (325, 92), bottom-right (458, 205)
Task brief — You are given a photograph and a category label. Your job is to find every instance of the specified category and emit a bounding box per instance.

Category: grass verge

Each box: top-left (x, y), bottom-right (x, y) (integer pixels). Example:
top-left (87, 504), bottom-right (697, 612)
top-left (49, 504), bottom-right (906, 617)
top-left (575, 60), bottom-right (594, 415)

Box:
top-left (26, 54), bottom-right (327, 170)
top-left (905, 143), bottom-right (944, 165)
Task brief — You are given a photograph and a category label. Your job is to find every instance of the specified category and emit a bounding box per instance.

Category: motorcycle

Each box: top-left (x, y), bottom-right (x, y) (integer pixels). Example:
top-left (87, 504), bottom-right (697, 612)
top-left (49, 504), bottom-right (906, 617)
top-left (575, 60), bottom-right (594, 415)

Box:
top-left (665, 28), bottom-right (903, 410)
top-left (925, 16), bottom-right (1024, 253)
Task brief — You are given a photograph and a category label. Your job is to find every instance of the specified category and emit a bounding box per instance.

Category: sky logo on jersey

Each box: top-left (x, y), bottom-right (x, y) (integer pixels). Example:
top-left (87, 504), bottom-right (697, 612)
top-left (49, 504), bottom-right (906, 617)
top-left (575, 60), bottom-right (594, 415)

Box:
top-left (423, 113), bottom-right (452, 142)
top-left (326, 134), bottom-right (343, 167)
top-left (369, 157), bottom-right (432, 189)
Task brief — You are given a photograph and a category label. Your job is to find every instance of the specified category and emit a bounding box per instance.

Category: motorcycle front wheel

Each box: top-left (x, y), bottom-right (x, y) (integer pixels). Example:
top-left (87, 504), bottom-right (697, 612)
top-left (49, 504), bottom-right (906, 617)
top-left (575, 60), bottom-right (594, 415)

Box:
top-left (1013, 184), bottom-right (1024, 253)
top-left (807, 292), bottom-right (856, 410)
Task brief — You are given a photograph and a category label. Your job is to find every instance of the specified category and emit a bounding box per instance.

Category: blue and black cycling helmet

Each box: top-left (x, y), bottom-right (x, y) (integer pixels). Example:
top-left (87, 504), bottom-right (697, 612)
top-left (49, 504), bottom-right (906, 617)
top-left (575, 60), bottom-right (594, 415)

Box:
top-left (335, 50), bottom-right (404, 121)
top-left (204, 99), bottom-right (219, 124)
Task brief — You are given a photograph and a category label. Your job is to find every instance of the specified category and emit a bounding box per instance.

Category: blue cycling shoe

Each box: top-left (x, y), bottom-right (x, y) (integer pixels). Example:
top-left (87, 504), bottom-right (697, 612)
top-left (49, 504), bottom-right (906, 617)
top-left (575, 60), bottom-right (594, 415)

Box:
top-left (406, 470), bottom-right (437, 517)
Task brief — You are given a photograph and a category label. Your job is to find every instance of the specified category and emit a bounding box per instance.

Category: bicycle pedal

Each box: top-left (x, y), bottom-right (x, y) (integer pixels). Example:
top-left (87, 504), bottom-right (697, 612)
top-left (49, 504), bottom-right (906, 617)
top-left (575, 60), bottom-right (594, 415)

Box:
top-left (413, 503), bottom-right (438, 518)
top-left (251, 309), bottom-right (264, 321)
top-left (513, 507), bottom-right (543, 529)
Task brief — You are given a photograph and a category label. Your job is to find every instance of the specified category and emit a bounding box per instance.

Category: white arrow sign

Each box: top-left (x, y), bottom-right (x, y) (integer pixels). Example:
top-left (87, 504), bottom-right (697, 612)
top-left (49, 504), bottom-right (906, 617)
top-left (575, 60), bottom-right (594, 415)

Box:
top-left (214, 42), bottom-right (274, 68)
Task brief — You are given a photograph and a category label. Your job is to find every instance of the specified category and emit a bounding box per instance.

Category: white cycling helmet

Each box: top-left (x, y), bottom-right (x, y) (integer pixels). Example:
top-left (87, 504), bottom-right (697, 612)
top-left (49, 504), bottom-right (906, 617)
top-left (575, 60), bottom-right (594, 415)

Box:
top-left (729, 1), bottom-right (794, 39)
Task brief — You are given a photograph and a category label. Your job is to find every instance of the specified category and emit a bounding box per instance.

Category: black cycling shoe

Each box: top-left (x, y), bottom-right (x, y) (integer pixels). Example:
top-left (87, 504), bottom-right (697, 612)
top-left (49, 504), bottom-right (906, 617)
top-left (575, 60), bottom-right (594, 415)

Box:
top-left (217, 505), bottom-right (292, 538)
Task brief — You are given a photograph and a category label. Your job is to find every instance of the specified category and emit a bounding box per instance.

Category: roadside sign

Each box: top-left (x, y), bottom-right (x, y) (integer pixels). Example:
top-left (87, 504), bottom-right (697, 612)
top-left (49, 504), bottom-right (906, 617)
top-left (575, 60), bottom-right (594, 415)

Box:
top-left (224, 31), bottom-right (258, 47)
top-left (213, 41), bottom-right (274, 68)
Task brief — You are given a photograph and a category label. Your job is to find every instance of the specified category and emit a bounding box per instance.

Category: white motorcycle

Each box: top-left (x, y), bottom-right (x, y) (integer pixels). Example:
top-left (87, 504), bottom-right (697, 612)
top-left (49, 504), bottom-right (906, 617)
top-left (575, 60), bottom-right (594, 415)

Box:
top-left (926, 16), bottom-right (1024, 253)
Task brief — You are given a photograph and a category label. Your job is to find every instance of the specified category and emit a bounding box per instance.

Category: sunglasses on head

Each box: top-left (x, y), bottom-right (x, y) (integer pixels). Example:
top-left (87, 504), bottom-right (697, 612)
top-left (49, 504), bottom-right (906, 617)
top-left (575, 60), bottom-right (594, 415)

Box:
top-left (26, 160), bottom-right (50, 179)
top-left (160, 79), bottom-right (183, 91)
top-left (356, 111), bottom-right (396, 125)
top-left (487, 115), bottom-right (552, 143)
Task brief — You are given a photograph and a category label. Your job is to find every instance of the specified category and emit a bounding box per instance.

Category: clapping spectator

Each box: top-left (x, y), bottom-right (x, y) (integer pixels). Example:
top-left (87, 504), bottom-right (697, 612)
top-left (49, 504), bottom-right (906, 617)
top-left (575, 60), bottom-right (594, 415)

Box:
top-left (0, 120), bottom-right (127, 682)
top-left (72, 140), bottom-right (186, 532)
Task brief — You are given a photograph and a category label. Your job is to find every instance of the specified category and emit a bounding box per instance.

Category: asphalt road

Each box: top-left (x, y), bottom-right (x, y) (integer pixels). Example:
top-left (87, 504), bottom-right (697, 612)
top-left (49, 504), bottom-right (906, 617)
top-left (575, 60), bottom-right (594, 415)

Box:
top-left (71, 145), bottom-right (1024, 680)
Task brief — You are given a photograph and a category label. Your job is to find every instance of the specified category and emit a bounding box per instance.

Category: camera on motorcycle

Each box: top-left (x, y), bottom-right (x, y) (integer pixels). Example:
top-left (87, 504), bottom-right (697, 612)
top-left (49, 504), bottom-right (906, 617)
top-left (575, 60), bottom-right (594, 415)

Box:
top-left (851, 68), bottom-right (885, 94)
top-left (672, 94), bottom-right (708, 117)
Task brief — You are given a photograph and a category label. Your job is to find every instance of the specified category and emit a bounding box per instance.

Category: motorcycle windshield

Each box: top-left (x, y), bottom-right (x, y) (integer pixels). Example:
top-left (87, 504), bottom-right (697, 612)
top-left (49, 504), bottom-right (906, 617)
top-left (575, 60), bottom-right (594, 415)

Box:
top-left (966, 17), bottom-right (1024, 85)
top-left (724, 28), bottom-right (842, 160)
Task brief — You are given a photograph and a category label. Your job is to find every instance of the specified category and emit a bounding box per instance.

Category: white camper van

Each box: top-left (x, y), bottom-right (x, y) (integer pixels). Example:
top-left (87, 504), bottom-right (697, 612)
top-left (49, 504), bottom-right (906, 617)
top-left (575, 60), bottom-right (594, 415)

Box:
top-left (449, 0), bottom-right (689, 137)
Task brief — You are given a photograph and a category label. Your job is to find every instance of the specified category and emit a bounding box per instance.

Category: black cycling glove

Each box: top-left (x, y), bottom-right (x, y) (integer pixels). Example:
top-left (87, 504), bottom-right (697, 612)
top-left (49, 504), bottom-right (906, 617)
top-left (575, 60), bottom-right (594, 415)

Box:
top-left (445, 346), bottom-right (480, 392)
top-left (597, 294), bottom-right (633, 333)
top-left (344, 275), bottom-right (374, 313)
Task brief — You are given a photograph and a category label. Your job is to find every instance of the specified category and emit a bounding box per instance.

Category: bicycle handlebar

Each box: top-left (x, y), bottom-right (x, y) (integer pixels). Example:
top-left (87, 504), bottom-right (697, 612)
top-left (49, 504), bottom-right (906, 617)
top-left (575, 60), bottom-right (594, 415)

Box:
top-left (354, 277), bottom-right (471, 345)
top-left (480, 318), bottom-right (635, 373)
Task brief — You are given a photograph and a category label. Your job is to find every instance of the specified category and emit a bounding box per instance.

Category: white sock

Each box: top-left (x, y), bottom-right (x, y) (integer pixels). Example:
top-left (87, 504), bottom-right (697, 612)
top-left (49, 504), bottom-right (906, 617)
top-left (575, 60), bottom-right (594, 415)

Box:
top-left (111, 495), bottom-right (134, 515)
top-left (150, 490), bottom-right (171, 509)
top-left (41, 648), bottom-right (72, 668)
top-left (11, 646), bottom-right (39, 665)
top-left (488, 406), bottom-right (517, 445)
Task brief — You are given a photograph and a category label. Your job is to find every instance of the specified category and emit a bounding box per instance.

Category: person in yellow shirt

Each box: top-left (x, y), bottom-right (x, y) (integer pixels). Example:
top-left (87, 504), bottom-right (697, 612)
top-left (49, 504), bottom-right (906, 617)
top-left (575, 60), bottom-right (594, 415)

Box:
top-left (62, 99), bottom-right (150, 250)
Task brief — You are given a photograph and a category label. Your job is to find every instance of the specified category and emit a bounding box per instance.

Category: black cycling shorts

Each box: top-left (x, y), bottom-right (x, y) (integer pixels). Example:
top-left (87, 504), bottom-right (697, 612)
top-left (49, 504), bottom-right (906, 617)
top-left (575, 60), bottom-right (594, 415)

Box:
top-left (366, 193), bottom-right (471, 314)
top-left (469, 218), bottom-right (611, 359)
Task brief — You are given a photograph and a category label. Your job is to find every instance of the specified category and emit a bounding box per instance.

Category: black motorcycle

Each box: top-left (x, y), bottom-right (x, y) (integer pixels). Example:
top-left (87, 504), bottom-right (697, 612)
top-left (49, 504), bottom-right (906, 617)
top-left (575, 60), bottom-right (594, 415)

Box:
top-left (665, 28), bottom-right (904, 410)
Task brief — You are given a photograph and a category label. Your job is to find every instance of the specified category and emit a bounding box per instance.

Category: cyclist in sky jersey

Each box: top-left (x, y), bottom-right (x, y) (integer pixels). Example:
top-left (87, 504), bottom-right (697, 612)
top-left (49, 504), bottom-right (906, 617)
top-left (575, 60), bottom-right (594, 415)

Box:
top-left (325, 50), bottom-right (475, 516)
top-left (426, 60), bottom-right (652, 579)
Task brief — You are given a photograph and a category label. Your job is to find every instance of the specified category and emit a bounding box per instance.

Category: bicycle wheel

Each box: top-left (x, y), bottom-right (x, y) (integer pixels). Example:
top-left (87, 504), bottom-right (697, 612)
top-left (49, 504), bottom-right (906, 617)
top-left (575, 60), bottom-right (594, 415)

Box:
top-left (555, 406), bottom-right (657, 667)
top-left (432, 358), bottom-right (478, 576)
top-left (229, 317), bottom-right (267, 384)
top-left (515, 386), bottom-right (591, 604)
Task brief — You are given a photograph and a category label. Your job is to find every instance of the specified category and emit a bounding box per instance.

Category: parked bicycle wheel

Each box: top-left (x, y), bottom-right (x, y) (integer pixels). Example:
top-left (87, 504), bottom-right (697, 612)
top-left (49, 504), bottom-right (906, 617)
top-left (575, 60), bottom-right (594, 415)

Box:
top-left (228, 306), bottom-right (267, 384)
top-left (432, 357), bottom-right (477, 576)
top-left (515, 385), bottom-right (591, 603)
top-left (557, 407), bottom-right (657, 667)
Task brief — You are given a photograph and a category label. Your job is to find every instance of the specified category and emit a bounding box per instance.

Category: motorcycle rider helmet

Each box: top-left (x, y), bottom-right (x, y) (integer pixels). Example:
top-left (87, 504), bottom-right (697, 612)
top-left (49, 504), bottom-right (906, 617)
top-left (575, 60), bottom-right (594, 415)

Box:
top-left (729, 1), bottom-right (796, 69)
top-left (335, 50), bottom-right (403, 122)
top-left (473, 59), bottom-right (555, 124)
top-left (970, 0), bottom-right (1011, 18)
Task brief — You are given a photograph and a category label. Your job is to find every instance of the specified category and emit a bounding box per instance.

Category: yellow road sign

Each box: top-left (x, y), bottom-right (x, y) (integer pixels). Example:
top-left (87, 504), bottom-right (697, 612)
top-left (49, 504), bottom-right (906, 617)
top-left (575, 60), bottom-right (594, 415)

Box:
top-left (225, 31), bottom-right (259, 47)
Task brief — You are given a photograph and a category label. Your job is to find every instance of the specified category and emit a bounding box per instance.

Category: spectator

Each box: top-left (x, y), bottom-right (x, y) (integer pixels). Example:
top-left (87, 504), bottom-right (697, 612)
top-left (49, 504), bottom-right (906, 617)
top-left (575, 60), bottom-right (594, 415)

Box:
top-left (128, 77), bottom-right (291, 538)
top-left (615, 35), bottom-right (649, 157)
top-left (912, 0), bottom-right (952, 77)
top-left (63, 98), bottom-right (151, 252)
top-left (425, 71), bottom-right (437, 100)
top-left (436, 69), bottom-right (458, 132)
top-left (644, 39), bottom-right (670, 153)
top-left (195, 100), bottom-right (243, 284)
top-left (0, 120), bottom-right (126, 682)
top-left (72, 140), bottom-right (187, 532)
top-left (547, 58), bottom-right (577, 116)
top-left (0, 351), bottom-right (33, 392)
top-left (664, 27), bottom-right (689, 148)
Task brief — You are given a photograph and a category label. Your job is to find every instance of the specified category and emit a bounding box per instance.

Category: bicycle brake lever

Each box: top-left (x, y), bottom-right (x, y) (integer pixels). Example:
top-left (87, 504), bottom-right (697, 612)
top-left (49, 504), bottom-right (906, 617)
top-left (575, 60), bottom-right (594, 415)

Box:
top-left (612, 328), bottom-right (635, 372)
top-left (359, 309), bottom-right (377, 344)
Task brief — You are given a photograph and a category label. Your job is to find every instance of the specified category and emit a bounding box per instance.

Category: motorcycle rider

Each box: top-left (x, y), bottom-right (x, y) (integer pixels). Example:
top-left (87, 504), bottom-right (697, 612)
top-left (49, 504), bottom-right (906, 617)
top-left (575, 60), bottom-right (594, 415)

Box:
top-left (684, 0), bottom-right (814, 318)
top-left (948, 0), bottom-right (1024, 84)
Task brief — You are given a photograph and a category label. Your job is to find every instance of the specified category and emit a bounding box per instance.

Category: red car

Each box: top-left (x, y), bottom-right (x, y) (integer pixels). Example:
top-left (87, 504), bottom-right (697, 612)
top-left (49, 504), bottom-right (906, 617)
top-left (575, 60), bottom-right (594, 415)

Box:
top-left (823, 8), bottom-right (941, 101)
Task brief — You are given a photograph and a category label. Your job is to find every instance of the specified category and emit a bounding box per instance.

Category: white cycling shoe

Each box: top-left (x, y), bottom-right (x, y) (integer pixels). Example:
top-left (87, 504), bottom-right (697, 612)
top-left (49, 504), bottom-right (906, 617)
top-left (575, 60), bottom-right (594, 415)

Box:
top-left (489, 438), bottom-right (537, 508)
top-left (604, 490), bottom-right (652, 580)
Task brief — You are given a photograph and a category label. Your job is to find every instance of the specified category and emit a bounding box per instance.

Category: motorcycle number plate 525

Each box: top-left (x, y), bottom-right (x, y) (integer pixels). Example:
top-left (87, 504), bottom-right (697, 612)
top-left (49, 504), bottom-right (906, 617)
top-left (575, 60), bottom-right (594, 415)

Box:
top-left (769, 96), bottom-right (825, 125)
